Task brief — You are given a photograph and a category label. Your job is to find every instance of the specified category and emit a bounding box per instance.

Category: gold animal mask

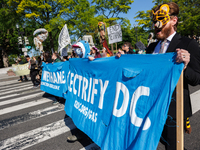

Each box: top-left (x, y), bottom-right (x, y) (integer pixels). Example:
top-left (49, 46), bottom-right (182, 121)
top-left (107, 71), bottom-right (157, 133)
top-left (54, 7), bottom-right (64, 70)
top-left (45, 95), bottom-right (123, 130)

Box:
top-left (152, 4), bottom-right (170, 29)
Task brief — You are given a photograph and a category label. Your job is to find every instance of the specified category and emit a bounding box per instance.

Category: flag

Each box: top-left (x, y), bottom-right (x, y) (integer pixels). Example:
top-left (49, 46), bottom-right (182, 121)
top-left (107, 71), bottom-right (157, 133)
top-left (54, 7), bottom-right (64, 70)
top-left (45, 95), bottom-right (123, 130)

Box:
top-left (58, 24), bottom-right (71, 54)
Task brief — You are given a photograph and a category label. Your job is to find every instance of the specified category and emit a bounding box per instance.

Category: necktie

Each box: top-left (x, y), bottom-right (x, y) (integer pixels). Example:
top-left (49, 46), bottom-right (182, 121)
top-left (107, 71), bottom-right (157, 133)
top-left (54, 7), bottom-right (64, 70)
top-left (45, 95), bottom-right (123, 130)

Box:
top-left (159, 39), bottom-right (167, 53)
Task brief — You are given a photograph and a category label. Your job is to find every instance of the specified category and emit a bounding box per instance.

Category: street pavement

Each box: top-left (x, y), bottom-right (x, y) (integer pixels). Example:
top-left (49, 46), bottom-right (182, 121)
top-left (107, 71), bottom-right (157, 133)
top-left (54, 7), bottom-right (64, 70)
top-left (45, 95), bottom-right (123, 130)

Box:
top-left (0, 73), bottom-right (199, 150)
top-left (0, 74), bottom-right (100, 150)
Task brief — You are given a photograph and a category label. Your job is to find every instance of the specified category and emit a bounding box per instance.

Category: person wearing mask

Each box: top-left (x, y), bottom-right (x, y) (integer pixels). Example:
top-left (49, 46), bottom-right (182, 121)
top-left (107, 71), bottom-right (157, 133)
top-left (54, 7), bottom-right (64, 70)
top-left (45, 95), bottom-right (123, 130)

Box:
top-left (146, 2), bottom-right (200, 149)
top-left (67, 40), bottom-right (94, 142)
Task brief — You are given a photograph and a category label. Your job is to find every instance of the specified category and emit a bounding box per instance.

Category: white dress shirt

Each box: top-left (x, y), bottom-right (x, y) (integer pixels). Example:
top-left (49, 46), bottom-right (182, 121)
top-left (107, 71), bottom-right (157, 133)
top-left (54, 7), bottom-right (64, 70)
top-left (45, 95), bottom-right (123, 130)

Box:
top-left (153, 32), bottom-right (176, 54)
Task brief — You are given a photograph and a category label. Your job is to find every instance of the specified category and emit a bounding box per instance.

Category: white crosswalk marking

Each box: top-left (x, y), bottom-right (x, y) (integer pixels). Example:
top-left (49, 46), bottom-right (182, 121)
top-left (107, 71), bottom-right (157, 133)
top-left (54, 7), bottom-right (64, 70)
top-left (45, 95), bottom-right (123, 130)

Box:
top-left (0, 105), bottom-right (63, 130)
top-left (0, 82), bottom-right (33, 90)
top-left (0, 92), bottom-right (44, 106)
top-left (191, 90), bottom-right (200, 114)
top-left (0, 73), bottom-right (99, 150)
top-left (0, 83), bottom-right (32, 92)
top-left (0, 118), bottom-right (76, 150)
top-left (0, 89), bottom-right (43, 100)
top-left (0, 98), bottom-right (52, 115)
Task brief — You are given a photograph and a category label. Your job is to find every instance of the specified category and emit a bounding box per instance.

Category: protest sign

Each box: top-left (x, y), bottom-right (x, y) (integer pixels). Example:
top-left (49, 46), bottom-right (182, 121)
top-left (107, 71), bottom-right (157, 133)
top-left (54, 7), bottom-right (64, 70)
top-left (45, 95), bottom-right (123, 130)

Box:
top-left (107, 24), bottom-right (122, 44)
top-left (12, 63), bottom-right (30, 76)
top-left (64, 53), bottom-right (183, 150)
top-left (40, 61), bottom-right (69, 97)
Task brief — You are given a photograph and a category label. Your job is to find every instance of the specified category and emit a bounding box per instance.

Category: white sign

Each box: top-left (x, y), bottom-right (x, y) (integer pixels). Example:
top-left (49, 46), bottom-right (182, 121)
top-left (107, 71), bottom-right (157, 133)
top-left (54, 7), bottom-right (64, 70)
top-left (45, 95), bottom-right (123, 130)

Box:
top-left (107, 24), bottom-right (122, 44)
top-left (22, 48), bottom-right (27, 52)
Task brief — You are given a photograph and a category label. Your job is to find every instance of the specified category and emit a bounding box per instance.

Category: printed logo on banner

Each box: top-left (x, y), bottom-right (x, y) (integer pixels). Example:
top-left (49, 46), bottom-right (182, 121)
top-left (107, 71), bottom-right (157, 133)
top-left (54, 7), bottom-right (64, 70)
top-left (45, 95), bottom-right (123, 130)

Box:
top-left (40, 61), bottom-right (69, 97)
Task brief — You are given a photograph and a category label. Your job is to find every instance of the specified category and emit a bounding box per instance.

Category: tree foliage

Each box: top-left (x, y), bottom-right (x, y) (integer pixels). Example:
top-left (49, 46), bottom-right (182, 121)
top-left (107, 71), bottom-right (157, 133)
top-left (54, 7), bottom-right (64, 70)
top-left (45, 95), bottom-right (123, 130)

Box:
top-left (8, 0), bottom-right (96, 51)
top-left (135, 0), bottom-right (200, 37)
top-left (0, 0), bottom-right (23, 67)
top-left (92, 0), bottom-right (134, 26)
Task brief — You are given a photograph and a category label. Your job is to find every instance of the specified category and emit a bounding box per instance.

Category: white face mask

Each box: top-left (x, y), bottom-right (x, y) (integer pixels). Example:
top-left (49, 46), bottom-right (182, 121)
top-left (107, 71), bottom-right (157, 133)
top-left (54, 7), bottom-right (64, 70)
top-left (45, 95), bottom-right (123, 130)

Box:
top-left (74, 47), bottom-right (83, 57)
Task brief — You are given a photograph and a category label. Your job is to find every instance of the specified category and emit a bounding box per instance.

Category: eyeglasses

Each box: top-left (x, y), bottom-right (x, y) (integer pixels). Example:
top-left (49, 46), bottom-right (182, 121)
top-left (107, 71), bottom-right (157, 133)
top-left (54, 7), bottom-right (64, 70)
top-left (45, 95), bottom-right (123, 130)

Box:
top-left (122, 45), bottom-right (127, 47)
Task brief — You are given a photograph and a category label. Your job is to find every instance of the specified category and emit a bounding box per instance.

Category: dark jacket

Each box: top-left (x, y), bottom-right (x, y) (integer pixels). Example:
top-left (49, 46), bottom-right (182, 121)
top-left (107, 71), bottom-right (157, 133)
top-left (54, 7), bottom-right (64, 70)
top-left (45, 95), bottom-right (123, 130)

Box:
top-left (146, 33), bottom-right (200, 119)
top-left (53, 58), bottom-right (62, 63)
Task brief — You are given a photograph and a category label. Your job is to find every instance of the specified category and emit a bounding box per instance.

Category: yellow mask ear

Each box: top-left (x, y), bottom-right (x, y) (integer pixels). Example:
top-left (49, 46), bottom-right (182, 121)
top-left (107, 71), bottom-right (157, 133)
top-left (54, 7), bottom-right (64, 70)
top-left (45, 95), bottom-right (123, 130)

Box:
top-left (160, 4), bottom-right (169, 13)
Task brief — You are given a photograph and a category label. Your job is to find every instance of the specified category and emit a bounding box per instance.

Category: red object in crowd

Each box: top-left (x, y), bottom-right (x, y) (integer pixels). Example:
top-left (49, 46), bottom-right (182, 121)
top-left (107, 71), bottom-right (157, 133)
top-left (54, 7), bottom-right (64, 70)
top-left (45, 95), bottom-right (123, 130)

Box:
top-left (102, 40), bottom-right (113, 56)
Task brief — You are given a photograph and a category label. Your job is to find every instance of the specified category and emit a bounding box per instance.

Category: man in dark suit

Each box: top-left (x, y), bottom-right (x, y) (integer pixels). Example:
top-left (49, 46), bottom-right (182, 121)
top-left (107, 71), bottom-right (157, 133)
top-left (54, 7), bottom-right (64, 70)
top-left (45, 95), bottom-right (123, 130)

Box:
top-left (146, 2), bottom-right (200, 150)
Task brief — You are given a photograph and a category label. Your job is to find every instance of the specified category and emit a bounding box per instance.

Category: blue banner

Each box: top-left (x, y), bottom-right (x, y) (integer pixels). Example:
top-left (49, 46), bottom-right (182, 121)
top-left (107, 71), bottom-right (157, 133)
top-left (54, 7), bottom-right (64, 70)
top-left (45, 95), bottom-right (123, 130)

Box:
top-left (40, 61), bottom-right (69, 97)
top-left (64, 53), bottom-right (183, 150)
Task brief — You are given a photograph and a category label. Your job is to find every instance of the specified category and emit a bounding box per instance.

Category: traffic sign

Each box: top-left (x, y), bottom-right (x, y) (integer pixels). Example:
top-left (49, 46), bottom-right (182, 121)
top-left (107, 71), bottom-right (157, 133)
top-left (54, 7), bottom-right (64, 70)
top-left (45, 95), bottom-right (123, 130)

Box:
top-left (22, 48), bottom-right (27, 52)
top-left (25, 46), bottom-right (31, 49)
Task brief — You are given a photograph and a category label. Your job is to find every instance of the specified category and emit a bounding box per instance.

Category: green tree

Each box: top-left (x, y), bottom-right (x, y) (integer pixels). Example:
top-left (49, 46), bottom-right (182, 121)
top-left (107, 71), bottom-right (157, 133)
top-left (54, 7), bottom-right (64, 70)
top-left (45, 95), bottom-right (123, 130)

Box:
top-left (135, 0), bottom-right (200, 37)
top-left (135, 10), bottom-right (153, 31)
top-left (92, 0), bottom-right (134, 26)
top-left (174, 0), bottom-right (200, 37)
top-left (8, 0), bottom-right (96, 52)
top-left (0, 0), bottom-right (23, 68)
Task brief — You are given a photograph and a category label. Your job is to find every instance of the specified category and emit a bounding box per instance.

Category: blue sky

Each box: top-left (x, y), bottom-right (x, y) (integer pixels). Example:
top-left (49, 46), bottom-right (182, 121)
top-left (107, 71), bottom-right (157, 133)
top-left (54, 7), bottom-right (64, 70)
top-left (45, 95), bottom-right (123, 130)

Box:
top-left (119, 0), bottom-right (155, 27)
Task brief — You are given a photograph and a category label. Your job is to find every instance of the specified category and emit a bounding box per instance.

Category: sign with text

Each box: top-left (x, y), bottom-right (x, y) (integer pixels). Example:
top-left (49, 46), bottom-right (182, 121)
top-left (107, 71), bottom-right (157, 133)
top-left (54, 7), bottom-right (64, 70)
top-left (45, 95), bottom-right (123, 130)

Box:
top-left (107, 24), bottom-right (122, 44)
top-left (22, 48), bottom-right (27, 52)
top-left (40, 61), bottom-right (69, 97)
top-left (12, 63), bottom-right (30, 76)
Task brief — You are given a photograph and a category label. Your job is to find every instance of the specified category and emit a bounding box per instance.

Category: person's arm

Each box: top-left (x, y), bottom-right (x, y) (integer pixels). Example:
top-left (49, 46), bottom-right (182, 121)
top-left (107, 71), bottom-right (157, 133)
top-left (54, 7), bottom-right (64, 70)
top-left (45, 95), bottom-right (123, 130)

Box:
top-left (116, 50), bottom-right (125, 58)
top-left (184, 40), bottom-right (200, 86)
top-left (176, 40), bottom-right (200, 86)
top-left (88, 56), bottom-right (95, 61)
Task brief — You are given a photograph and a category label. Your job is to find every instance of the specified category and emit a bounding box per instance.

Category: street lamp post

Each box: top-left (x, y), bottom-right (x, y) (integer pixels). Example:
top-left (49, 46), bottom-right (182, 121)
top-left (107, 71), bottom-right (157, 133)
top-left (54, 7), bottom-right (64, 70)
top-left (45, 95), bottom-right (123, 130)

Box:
top-left (16, 23), bottom-right (28, 56)
top-left (134, 24), bottom-right (138, 43)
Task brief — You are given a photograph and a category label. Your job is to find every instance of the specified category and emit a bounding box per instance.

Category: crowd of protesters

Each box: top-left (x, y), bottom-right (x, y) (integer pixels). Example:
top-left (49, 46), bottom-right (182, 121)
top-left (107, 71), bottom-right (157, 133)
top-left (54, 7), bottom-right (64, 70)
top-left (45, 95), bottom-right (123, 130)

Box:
top-left (15, 41), bottom-right (144, 88)
top-left (12, 1), bottom-right (200, 149)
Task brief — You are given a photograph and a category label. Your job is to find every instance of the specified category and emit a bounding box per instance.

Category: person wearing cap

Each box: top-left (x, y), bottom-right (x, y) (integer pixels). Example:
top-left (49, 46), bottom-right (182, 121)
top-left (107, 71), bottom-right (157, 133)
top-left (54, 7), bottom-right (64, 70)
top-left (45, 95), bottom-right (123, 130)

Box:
top-left (146, 2), bottom-right (200, 149)
top-left (67, 40), bottom-right (95, 142)
top-left (72, 40), bottom-right (95, 61)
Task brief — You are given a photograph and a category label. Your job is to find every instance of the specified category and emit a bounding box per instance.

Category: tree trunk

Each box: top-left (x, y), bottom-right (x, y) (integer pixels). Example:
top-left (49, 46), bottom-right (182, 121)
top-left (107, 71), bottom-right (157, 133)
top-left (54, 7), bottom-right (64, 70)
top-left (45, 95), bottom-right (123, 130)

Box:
top-left (2, 48), bottom-right (9, 67)
top-left (0, 51), bottom-right (4, 68)
top-left (49, 32), bottom-right (54, 53)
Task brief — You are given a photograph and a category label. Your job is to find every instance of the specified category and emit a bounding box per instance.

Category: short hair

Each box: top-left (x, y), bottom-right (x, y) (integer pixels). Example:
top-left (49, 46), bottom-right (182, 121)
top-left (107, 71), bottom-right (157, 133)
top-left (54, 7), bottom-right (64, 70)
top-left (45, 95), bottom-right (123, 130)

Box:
top-left (124, 42), bottom-right (134, 50)
top-left (25, 55), bottom-right (30, 58)
top-left (153, 2), bottom-right (179, 31)
top-left (54, 52), bottom-right (60, 58)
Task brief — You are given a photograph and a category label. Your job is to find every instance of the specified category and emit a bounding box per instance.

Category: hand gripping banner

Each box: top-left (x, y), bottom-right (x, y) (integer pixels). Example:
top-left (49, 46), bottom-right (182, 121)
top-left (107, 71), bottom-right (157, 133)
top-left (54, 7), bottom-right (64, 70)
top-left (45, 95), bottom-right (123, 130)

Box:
top-left (64, 53), bottom-right (184, 150)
